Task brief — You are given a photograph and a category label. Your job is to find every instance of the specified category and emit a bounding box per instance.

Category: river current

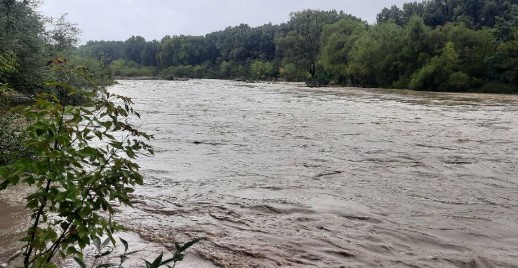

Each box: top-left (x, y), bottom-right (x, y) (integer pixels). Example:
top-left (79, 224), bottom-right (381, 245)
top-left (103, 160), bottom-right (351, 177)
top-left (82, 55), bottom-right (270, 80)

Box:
top-left (107, 80), bottom-right (518, 267)
top-left (4, 79), bottom-right (516, 267)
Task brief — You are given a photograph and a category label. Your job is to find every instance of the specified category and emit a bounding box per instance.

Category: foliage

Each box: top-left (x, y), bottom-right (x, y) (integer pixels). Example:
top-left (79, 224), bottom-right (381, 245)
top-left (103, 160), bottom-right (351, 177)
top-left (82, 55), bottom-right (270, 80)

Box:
top-left (320, 17), bottom-right (367, 84)
top-left (345, 33), bottom-right (379, 87)
top-left (0, 60), bottom-right (154, 267)
top-left (278, 63), bottom-right (307, 82)
top-left (377, 0), bottom-right (518, 30)
top-left (110, 59), bottom-right (157, 77)
top-left (74, 3), bottom-right (518, 93)
top-left (160, 65), bottom-right (195, 79)
top-left (43, 14), bottom-right (80, 53)
top-left (410, 42), bottom-right (461, 90)
top-left (72, 237), bottom-right (200, 268)
top-left (250, 60), bottom-right (276, 80)
top-left (275, 10), bottom-right (356, 80)
top-left (1, 2), bottom-right (201, 267)
top-left (0, 0), bottom-right (46, 94)
top-left (0, 112), bottom-right (32, 166)
top-left (0, 53), bottom-right (17, 82)
top-left (490, 28), bottom-right (518, 86)
top-left (0, 0), bottom-right (86, 96)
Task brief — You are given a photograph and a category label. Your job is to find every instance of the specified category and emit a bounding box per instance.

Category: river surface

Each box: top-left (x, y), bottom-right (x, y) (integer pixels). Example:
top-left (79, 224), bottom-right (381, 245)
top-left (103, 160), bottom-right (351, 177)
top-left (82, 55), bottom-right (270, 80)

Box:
top-left (106, 80), bottom-right (518, 267)
top-left (5, 79), bottom-right (516, 267)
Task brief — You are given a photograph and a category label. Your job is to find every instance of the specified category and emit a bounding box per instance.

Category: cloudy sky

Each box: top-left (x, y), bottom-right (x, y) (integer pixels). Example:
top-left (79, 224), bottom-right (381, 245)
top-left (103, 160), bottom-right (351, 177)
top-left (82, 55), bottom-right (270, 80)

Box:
top-left (38, 0), bottom-right (412, 43)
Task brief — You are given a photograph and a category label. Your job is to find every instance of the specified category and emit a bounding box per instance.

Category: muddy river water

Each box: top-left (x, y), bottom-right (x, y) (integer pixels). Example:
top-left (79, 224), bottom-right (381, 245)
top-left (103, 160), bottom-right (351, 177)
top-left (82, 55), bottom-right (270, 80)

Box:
top-left (109, 80), bottom-right (518, 267)
top-left (2, 79), bottom-right (518, 267)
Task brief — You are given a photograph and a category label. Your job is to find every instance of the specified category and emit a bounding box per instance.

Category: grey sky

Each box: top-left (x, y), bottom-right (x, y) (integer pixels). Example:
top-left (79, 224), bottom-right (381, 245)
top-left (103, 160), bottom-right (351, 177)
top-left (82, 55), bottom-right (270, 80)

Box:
top-left (38, 0), bottom-right (411, 43)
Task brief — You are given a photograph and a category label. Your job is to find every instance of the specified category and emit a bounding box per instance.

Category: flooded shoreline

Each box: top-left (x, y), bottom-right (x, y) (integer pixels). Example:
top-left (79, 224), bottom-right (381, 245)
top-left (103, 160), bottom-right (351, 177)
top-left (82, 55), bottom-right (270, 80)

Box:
top-left (2, 80), bottom-right (518, 267)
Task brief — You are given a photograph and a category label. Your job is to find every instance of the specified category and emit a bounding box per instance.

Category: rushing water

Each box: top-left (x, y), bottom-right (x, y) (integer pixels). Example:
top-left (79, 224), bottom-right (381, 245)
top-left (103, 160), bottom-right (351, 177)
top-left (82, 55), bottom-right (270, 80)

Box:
top-left (107, 80), bottom-right (518, 267)
top-left (107, 80), bottom-right (518, 268)
top-left (5, 79), bottom-right (516, 267)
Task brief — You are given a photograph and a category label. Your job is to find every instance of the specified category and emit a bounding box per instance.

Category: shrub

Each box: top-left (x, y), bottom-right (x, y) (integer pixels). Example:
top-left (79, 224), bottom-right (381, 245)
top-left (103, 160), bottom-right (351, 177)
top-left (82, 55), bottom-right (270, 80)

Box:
top-left (0, 62), bottom-right (154, 267)
top-left (0, 112), bottom-right (32, 166)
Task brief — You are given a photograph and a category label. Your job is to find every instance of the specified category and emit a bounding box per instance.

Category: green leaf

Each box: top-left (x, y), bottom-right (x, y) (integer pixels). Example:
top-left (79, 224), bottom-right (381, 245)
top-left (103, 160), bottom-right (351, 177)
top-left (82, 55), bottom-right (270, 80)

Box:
top-left (73, 256), bottom-right (87, 268)
top-left (95, 263), bottom-right (118, 268)
top-left (93, 237), bottom-right (101, 250)
top-left (151, 252), bottom-right (163, 268)
top-left (102, 237), bottom-right (111, 247)
top-left (179, 238), bottom-right (202, 252)
top-left (119, 237), bottom-right (129, 252)
top-left (159, 257), bottom-right (176, 266)
top-left (66, 246), bottom-right (81, 256)
top-left (94, 250), bottom-right (113, 258)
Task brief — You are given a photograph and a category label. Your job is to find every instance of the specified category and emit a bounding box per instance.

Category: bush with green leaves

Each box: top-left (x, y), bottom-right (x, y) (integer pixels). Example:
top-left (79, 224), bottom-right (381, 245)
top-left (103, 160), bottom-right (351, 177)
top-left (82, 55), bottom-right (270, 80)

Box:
top-left (0, 111), bottom-right (32, 166)
top-left (250, 60), bottom-right (276, 80)
top-left (0, 61), bottom-right (157, 267)
top-left (110, 59), bottom-right (157, 78)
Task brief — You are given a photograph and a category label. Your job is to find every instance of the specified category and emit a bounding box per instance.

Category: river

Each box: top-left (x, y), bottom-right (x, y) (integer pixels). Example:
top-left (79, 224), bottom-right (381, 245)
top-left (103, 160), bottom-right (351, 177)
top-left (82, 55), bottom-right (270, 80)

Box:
top-left (3, 79), bottom-right (518, 267)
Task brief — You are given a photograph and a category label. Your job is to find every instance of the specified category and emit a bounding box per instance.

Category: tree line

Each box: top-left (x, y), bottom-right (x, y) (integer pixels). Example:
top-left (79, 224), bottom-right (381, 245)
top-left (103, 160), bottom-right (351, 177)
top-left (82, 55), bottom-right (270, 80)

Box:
top-left (1, 0), bottom-right (111, 97)
top-left (77, 0), bottom-right (517, 93)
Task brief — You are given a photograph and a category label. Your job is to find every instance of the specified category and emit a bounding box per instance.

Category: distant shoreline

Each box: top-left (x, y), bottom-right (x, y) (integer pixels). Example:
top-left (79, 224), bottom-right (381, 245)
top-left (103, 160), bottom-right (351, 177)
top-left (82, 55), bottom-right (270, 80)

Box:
top-left (110, 77), bottom-right (518, 95)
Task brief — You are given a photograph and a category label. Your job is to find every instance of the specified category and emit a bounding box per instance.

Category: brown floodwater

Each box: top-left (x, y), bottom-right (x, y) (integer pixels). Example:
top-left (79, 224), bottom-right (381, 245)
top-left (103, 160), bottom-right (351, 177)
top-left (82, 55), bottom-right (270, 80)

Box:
top-left (0, 186), bottom-right (28, 265)
top-left (108, 80), bottom-right (518, 268)
top-left (2, 79), bottom-right (518, 267)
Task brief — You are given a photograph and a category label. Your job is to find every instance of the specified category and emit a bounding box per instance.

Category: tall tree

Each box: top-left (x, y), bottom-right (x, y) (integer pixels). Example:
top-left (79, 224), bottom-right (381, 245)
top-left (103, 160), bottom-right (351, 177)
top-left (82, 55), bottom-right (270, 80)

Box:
top-left (276, 10), bottom-right (348, 79)
top-left (320, 17), bottom-right (367, 84)
top-left (125, 35), bottom-right (146, 64)
top-left (0, 0), bottom-right (46, 94)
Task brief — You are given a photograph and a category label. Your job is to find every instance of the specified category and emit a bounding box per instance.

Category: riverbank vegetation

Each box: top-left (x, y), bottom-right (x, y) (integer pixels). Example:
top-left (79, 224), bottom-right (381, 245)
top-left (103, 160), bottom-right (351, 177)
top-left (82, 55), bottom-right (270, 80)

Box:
top-left (1, 1), bottom-right (197, 267)
top-left (78, 0), bottom-right (517, 93)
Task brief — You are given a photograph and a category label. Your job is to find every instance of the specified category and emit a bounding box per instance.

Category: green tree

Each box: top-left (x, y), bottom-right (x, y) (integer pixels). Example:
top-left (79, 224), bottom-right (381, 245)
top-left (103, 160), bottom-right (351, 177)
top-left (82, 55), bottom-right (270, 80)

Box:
top-left (78, 40), bottom-right (126, 64)
top-left (370, 22), bottom-right (410, 87)
top-left (345, 33), bottom-right (379, 86)
top-left (436, 23), bottom-right (496, 86)
top-left (279, 63), bottom-right (307, 81)
top-left (140, 40), bottom-right (160, 67)
top-left (394, 16), bottom-right (433, 87)
top-left (377, 5), bottom-right (406, 26)
top-left (490, 28), bottom-right (518, 88)
top-left (125, 36), bottom-right (146, 64)
top-left (410, 41), bottom-right (465, 90)
top-left (250, 60), bottom-right (275, 80)
top-left (320, 17), bottom-right (367, 84)
top-left (276, 10), bottom-right (348, 79)
top-left (43, 14), bottom-right (80, 54)
top-left (0, 0), bottom-right (46, 94)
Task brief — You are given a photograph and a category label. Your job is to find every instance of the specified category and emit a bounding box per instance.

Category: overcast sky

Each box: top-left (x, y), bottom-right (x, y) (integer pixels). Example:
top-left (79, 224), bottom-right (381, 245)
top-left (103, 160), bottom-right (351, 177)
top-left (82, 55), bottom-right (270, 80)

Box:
top-left (38, 0), bottom-right (412, 43)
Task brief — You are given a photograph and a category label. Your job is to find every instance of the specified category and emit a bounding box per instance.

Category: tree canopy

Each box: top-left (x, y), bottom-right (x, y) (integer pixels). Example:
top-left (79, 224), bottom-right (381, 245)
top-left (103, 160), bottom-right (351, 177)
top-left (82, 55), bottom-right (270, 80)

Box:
top-left (74, 0), bottom-right (518, 93)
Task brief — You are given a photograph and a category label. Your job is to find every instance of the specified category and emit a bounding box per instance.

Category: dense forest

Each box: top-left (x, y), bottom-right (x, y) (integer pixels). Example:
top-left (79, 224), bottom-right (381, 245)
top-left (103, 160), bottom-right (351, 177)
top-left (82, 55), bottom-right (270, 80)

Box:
top-left (1, 0), bottom-right (517, 94)
top-left (76, 0), bottom-right (518, 93)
